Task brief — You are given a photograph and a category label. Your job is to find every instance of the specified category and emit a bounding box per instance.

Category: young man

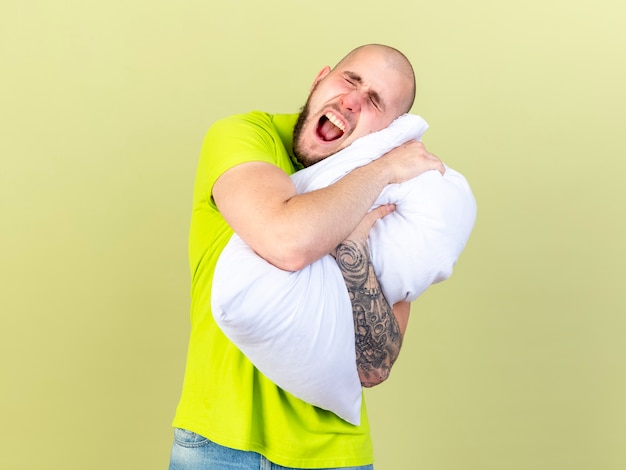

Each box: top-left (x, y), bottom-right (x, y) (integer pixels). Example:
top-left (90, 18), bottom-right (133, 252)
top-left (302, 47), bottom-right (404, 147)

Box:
top-left (169, 44), bottom-right (444, 469)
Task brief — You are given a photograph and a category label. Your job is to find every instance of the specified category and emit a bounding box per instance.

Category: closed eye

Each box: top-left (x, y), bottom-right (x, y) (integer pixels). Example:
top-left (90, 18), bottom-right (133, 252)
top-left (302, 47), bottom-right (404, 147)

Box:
top-left (343, 71), bottom-right (385, 111)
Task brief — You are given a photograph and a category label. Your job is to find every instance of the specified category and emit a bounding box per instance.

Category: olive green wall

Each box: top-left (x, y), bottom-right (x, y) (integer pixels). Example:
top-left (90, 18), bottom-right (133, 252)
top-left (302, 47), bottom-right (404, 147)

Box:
top-left (1, 1), bottom-right (625, 469)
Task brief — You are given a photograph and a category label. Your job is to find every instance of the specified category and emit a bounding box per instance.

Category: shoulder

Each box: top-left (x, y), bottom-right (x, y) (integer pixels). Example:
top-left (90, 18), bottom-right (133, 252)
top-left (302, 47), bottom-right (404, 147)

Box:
top-left (208, 111), bottom-right (274, 137)
top-left (203, 111), bottom-right (300, 163)
top-left (206, 111), bottom-right (299, 144)
top-left (200, 111), bottom-right (281, 155)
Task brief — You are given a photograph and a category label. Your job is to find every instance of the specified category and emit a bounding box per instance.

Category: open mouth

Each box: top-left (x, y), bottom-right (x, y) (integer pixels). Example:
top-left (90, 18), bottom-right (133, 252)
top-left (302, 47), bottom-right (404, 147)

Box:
top-left (316, 111), bottom-right (346, 142)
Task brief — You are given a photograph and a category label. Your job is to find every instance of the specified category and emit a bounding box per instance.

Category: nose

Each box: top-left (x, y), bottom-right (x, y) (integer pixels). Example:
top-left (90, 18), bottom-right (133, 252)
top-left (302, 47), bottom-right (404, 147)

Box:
top-left (340, 90), bottom-right (363, 113)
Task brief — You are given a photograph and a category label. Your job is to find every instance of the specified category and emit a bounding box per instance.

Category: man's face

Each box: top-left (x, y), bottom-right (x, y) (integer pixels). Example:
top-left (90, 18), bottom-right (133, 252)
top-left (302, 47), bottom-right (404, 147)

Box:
top-left (293, 49), bottom-right (412, 167)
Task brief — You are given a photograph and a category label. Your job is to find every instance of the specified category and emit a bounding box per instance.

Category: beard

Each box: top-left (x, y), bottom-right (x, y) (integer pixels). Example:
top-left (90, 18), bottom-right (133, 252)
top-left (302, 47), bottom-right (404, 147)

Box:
top-left (292, 94), bottom-right (316, 168)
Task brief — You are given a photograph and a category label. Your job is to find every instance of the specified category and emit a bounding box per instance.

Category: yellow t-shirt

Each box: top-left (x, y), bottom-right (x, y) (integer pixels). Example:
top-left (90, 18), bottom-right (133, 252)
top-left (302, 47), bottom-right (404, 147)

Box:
top-left (172, 111), bottom-right (373, 468)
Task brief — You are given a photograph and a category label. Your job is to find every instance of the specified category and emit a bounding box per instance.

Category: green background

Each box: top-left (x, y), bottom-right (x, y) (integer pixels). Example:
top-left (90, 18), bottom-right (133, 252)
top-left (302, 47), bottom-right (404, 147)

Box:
top-left (1, 1), bottom-right (625, 469)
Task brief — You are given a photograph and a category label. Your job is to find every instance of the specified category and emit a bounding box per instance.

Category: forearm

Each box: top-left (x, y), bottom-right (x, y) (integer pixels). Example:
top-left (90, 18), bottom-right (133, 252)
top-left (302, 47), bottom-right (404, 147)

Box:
top-left (334, 238), bottom-right (403, 387)
top-left (214, 160), bottom-right (394, 271)
top-left (283, 144), bottom-right (442, 267)
top-left (213, 139), bottom-right (443, 272)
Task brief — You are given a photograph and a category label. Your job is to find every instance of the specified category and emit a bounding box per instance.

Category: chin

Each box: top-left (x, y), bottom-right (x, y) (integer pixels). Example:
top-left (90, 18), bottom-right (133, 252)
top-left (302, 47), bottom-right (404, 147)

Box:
top-left (296, 140), bottom-right (343, 167)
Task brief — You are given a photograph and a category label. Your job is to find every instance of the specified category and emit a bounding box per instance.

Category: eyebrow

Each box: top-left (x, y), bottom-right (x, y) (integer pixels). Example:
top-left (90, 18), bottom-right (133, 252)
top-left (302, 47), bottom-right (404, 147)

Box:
top-left (345, 71), bottom-right (385, 111)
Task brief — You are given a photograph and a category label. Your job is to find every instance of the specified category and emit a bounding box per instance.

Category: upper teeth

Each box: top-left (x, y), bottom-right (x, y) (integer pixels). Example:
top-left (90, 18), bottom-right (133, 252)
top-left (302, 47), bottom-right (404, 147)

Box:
top-left (326, 112), bottom-right (345, 132)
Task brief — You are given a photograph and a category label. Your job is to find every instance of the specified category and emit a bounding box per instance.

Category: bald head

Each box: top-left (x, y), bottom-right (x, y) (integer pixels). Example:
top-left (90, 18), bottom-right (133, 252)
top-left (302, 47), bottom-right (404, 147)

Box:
top-left (334, 44), bottom-right (416, 113)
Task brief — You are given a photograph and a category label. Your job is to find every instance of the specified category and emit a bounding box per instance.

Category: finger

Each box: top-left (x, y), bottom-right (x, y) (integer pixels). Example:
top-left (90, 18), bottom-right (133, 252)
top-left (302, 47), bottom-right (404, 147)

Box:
top-left (348, 204), bottom-right (395, 240)
top-left (426, 152), bottom-right (445, 175)
top-left (435, 158), bottom-right (445, 175)
top-left (431, 158), bottom-right (445, 175)
top-left (359, 207), bottom-right (387, 232)
top-left (368, 203), bottom-right (396, 224)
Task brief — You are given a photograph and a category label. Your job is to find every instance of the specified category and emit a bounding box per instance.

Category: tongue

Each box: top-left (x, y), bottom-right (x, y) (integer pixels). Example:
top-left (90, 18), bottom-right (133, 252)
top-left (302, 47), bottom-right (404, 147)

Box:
top-left (319, 118), bottom-right (344, 141)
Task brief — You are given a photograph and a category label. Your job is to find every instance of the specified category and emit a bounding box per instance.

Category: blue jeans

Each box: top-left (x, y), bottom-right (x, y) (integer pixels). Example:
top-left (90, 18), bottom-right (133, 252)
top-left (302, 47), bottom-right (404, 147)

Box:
top-left (168, 428), bottom-right (374, 470)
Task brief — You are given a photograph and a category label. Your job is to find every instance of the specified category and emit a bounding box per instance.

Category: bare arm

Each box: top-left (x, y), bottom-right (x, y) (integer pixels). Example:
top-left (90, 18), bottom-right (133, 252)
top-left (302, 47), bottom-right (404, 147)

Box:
top-left (333, 205), bottom-right (411, 387)
top-left (212, 141), bottom-right (443, 271)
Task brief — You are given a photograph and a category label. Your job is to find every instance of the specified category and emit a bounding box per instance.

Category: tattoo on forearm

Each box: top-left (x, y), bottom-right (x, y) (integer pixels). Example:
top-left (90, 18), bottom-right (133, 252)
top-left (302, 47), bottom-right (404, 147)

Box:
top-left (335, 239), bottom-right (402, 387)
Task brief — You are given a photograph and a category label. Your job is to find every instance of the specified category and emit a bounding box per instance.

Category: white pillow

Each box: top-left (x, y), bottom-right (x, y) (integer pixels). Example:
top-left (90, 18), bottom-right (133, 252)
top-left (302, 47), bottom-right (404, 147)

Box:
top-left (213, 237), bottom-right (361, 423)
top-left (211, 114), bottom-right (476, 425)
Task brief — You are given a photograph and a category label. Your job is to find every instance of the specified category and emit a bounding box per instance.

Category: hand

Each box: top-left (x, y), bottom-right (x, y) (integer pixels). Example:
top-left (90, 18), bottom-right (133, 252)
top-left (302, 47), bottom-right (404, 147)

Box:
top-left (376, 140), bottom-right (444, 184)
top-left (330, 204), bottom-right (395, 258)
top-left (347, 203), bottom-right (396, 242)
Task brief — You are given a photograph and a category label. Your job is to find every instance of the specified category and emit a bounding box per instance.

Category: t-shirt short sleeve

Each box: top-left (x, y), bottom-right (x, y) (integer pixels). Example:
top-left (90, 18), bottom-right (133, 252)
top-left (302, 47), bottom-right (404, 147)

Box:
top-left (196, 112), bottom-right (295, 206)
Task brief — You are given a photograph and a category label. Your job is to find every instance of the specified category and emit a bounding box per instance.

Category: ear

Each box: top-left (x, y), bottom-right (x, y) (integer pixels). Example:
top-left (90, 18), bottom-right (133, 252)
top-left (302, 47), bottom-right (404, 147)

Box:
top-left (311, 66), bottom-right (331, 91)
